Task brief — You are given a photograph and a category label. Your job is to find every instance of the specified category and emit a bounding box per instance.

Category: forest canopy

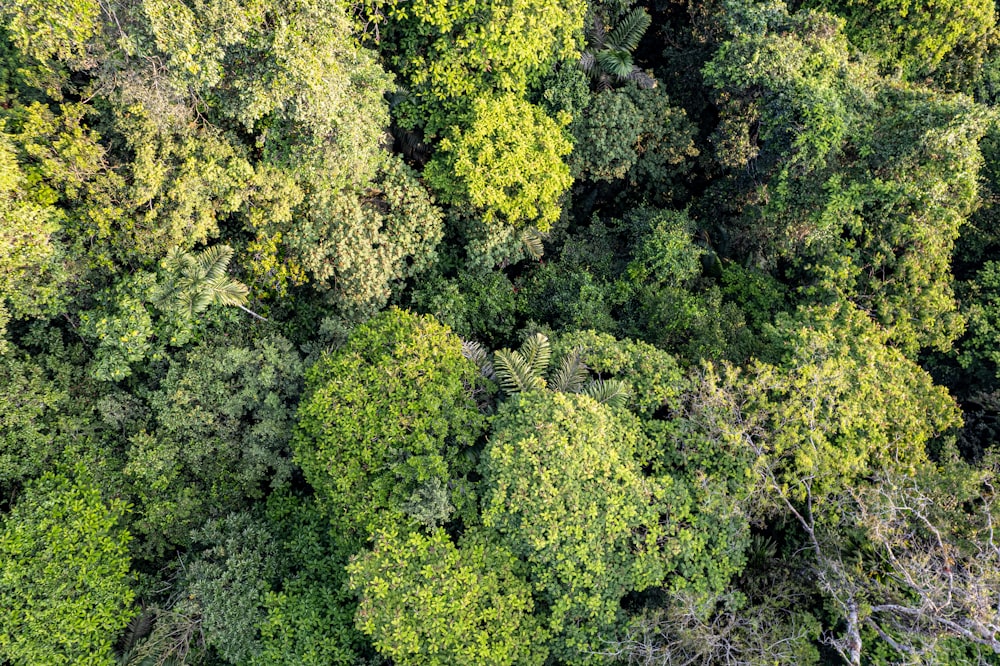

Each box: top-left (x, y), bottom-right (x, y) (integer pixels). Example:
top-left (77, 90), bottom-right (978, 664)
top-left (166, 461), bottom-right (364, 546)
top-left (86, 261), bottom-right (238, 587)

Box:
top-left (2, 0), bottom-right (1000, 664)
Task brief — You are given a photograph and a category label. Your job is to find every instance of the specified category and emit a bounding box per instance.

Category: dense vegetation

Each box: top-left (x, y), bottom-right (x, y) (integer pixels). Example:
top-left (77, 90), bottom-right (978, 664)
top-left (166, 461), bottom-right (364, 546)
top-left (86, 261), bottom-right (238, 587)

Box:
top-left (2, 0), bottom-right (1000, 663)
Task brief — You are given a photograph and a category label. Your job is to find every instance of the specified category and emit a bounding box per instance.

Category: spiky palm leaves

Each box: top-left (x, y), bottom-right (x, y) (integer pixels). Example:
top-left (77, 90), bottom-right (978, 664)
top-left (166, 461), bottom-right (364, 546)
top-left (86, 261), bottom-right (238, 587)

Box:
top-left (489, 333), bottom-right (631, 408)
top-left (580, 7), bottom-right (655, 90)
top-left (493, 333), bottom-right (551, 393)
top-left (155, 245), bottom-right (264, 321)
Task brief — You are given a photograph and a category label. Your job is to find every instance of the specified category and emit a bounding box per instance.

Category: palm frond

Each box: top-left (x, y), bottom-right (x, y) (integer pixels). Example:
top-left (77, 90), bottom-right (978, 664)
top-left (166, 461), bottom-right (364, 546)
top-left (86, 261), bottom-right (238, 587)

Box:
top-left (161, 247), bottom-right (188, 275)
top-left (194, 244), bottom-right (234, 283)
top-left (155, 245), bottom-right (253, 319)
top-left (204, 277), bottom-right (249, 308)
top-left (493, 349), bottom-right (545, 395)
top-left (579, 51), bottom-right (597, 74)
top-left (587, 12), bottom-right (607, 49)
top-left (462, 339), bottom-right (496, 380)
top-left (519, 333), bottom-right (551, 378)
top-left (597, 48), bottom-right (636, 80)
top-left (582, 378), bottom-right (631, 408)
top-left (550, 349), bottom-right (589, 393)
top-left (607, 7), bottom-right (651, 52)
top-left (521, 228), bottom-right (545, 260)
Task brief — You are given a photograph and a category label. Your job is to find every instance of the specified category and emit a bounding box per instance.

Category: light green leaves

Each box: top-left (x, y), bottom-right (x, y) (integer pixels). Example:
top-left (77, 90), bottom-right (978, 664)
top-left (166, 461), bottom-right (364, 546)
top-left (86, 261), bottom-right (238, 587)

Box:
top-left (348, 526), bottom-right (545, 666)
top-left (0, 469), bottom-right (134, 665)
top-left (425, 94), bottom-right (573, 231)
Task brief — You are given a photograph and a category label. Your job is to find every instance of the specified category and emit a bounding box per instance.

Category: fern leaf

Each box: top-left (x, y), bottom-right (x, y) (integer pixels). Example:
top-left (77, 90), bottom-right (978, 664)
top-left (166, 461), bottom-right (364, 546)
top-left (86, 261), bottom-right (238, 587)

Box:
top-left (607, 7), bottom-right (651, 52)
top-left (579, 51), bottom-right (597, 74)
top-left (627, 68), bottom-right (657, 89)
top-left (550, 349), bottom-right (589, 393)
top-left (587, 12), bottom-right (606, 49)
top-left (582, 378), bottom-right (631, 408)
top-left (519, 333), bottom-right (551, 378)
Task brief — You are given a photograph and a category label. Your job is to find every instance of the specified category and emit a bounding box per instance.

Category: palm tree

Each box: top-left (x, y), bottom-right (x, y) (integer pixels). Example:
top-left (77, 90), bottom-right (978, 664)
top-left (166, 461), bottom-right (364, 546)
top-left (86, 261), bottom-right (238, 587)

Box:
top-left (154, 245), bottom-right (266, 321)
top-left (486, 333), bottom-right (631, 407)
top-left (579, 6), bottom-right (655, 91)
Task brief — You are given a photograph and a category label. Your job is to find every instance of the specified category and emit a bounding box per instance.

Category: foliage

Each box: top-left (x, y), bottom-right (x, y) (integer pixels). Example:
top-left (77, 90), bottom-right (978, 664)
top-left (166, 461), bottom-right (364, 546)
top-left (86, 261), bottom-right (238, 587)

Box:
top-left (252, 493), bottom-right (365, 666)
top-left (481, 390), bottom-right (736, 660)
top-left (293, 308), bottom-right (484, 539)
top-left (579, 3), bottom-right (654, 90)
top-left (552, 329), bottom-right (685, 418)
top-left (424, 93), bottom-right (573, 231)
top-left (959, 261), bottom-right (1000, 381)
top-left (744, 301), bottom-right (961, 507)
top-left (0, 124), bottom-right (67, 318)
top-left (123, 333), bottom-right (303, 554)
top-left (1, 0), bottom-right (999, 660)
top-left (807, 0), bottom-right (996, 81)
top-left (348, 526), bottom-right (546, 665)
top-left (380, 0), bottom-right (586, 132)
top-left (153, 245), bottom-right (250, 320)
top-left (0, 469), bottom-right (134, 665)
top-left (274, 155), bottom-right (444, 318)
top-left (182, 513), bottom-right (276, 664)
top-left (0, 349), bottom-right (66, 494)
top-left (705, 4), bottom-right (989, 353)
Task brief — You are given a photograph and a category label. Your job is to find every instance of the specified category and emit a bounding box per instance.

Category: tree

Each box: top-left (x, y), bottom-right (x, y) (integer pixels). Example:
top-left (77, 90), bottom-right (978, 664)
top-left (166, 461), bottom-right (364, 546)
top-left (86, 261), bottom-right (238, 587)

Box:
top-left (123, 332), bottom-right (303, 555)
top-left (379, 0), bottom-right (586, 132)
top-left (0, 349), bottom-right (65, 496)
top-left (551, 329), bottom-right (685, 418)
top-left (348, 526), bottom-right (546, 665)
top-left (579, 3), bottom-right (655, 90)
top-left (568, 85), bottom-right (697, 200)
top-left (743, 301), bottom-right (961, 507)
top-left (0, 126), bottom-right (66, 319)
top-left (806, 0), bottom-right (995, 82)
top-left (293, 308), bottom-right (485, 540)
top-left (481, 390), bottom-right (741, 660)
top-left (251, 493), bottom-right (367, 666)
top-left (268, 155), bottom-right (444, 318)
top-left (704, 4), bottom-right (989, 353)
top-left (424, 93), bottom-right (573, 232)
top-left (697, 301), bottom-right (972, 663)
top-left (490, 331), bottom-right (632, 408)
top-left (0, 469), bottom-right (134, 665)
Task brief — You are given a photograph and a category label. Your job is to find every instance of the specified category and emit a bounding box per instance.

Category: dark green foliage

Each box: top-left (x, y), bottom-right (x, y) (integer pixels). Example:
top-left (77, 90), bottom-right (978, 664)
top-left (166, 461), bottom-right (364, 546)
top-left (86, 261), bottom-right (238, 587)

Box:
top-left (252, 493), bottom-right (365, 666)
top-left (123, 332), bottom-right (303, 555)
top-left (183, 513), bottom-right (277, 663)
top-left (270, 155), bottom-right (444, 318)
top-left (569, 85), bottom-right (698, 203)
top-left (959, 261), bottom-right (1000, 383)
